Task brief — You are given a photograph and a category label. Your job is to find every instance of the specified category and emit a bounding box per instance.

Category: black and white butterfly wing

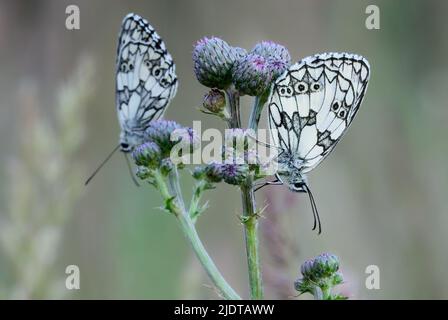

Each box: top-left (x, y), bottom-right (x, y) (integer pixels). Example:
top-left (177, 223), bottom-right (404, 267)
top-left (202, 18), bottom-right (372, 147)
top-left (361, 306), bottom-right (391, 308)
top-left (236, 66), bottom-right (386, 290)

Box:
top-left (268, 52), bottom-right (370, 173)
top-left (116, 13), bottom-right (178, 150)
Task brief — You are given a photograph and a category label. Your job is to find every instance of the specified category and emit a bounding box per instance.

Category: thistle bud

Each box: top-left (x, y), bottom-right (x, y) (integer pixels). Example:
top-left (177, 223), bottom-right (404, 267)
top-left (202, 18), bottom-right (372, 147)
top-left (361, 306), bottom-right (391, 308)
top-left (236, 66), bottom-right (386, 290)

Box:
top-left (232, 53), bottom-right (273, 96)
top-left (203, 89), bottom-right (226, 114)
top-left (313, 253), bottom-right (340, 277)
top-left (145, 120), bottom-right (182, 157)
top-left (251, 41), bottom-right (291, 80)
top-left (251, 41), bottom-right (291, 65)
top-left (193, 37), bottom-right (243, 89)
top-left (295, 253), bottom-right (346, 300)
top-left (204, 162), bottom-right (224, 183)
top-left (300, 259), bottom-right (315, 278)
top-left (132, 142), bottom-right (161, 168)
top-left (220, 163), bottom-right (249, 185)
top-left (160, 158), bottom-right (174, 176)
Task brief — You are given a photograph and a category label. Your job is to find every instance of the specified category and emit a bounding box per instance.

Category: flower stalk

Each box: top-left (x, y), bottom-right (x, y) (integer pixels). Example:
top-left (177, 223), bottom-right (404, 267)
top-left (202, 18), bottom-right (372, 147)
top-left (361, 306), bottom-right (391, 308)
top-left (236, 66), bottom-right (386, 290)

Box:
top-left (152, 167), bottom-right (241, 300)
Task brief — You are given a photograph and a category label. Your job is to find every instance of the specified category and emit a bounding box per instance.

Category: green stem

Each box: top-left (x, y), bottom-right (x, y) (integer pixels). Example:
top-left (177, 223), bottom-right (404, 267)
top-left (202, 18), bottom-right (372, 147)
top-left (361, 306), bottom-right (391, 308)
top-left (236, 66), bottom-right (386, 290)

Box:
top-left (240, 182), bottom-right (263, 299)
top-left (176, 209), bottom-right (241, 300)
top-left (158, 169), bottom-right (241, 300)
top-left (226, 89), bottom-right (267, 299)
top-left (189, 180), bottom-right (208, 223)
top-left (226, 86), bottom-right (241, 128)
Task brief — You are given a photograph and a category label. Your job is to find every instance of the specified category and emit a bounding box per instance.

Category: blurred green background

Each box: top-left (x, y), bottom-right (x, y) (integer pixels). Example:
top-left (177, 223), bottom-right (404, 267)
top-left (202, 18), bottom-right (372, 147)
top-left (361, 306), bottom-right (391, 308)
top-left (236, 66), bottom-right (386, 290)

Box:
top-left (0, 0), bottom-right (447, 299)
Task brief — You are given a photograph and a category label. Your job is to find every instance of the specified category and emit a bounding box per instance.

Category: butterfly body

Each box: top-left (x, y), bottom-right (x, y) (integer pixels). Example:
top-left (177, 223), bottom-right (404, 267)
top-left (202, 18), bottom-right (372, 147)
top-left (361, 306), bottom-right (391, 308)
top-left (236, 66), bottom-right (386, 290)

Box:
top-left (116, 13), bottom-right (178, 152)
top-left (267, 52), bottom-right (370, 232)
top-left (275, 150), bottom-right (309, 193)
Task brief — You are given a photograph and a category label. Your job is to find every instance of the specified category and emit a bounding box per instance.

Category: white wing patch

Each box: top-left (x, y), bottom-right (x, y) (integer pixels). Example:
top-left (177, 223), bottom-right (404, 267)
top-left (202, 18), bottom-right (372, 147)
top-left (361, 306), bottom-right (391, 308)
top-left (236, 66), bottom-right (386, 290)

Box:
top-left (116, 13), bottom-right (178, 143)
top-left (268, 52), bottom-right (370, 173)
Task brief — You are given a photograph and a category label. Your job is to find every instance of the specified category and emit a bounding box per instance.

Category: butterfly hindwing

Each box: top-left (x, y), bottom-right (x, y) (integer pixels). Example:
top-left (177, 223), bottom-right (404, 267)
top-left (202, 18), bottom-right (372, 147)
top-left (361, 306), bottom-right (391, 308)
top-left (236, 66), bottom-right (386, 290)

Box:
top-left (268, 52), bottom-right (370, 173)
top-left (116, 13), bottom-right (178, 137)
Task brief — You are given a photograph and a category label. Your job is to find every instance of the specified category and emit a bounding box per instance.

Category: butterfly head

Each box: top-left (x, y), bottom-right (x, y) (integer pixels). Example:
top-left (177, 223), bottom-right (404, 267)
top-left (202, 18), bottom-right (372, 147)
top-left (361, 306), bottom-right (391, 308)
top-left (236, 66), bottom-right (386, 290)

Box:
top-left (277, 171), bottom-right (308, 193)
top-left (119, 130), bottom-right (144, 153)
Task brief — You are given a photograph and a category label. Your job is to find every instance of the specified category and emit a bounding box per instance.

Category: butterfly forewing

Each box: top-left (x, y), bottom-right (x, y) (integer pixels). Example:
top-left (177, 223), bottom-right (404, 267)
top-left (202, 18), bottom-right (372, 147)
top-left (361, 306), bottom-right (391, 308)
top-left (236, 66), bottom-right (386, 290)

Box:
top-left (116, 13), bottom-right (178, 148)
top-left (268, 52), bottom-right (370, 173)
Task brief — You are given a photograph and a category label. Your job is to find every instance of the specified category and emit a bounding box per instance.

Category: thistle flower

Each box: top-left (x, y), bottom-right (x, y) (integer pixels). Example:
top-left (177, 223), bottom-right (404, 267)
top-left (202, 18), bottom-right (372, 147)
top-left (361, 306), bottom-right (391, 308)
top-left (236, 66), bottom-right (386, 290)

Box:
top-left (160, 158), bottom-right (175, 176)
top-left (313, 253), bottom-right (340, 278)
top-left (145, 120), bottom-right (182, 157)
top-left (232, 53), bottom-right (273, 96)
top-left (193, 163), bottom-right (223, 183)
top-left (251, 41), bottom-right (291, 80)
top-left (132, 141), bottom-right (161, 168)
top-left (220, 163), bottom-right (249, 185)
top-left (295, 253), bottom-right (346, 300)
top-left (203, 89), bottom-right (226, 114)
top-left (193, 37), bottom-right (245, 89)
top-left (251, 41), bottom-right (291, 65)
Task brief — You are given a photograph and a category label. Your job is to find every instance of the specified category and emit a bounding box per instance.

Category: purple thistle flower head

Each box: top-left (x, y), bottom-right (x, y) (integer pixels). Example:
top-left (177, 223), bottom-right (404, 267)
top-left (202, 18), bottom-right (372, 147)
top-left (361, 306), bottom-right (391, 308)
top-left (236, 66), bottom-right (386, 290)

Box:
top-left (193, 37), bottom-right (245, 89)
top-left (232, 53), bottom-right (273, 96)
top-left (132, 141), bottom-right (161, 168)
top-left (251, 41), bottom-right (291, 65)
top-left (313, 253), bottom-right (340, 277)
top-left (220, 163), bottom-right (249, 185)
top-left (295, 253), bottom-right (346, 299)
top-left (267, 57), bottom-right (289, 79)
top-left (251, 41), bottom-right (291, 81)
top-left (300, 259), bottom-right (315, 278)
top-left (144, 120), bottom-right (183, 157)
top-left (204, 162), bottom-right (224, 183)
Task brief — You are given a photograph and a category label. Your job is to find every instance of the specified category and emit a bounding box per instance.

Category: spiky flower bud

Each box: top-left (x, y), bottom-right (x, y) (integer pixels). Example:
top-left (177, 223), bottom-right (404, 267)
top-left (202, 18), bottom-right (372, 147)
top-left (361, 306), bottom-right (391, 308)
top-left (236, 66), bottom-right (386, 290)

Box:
top-left (251, 41), bottom-right (291, 80)
top-left (160, 158), bottom-right (174, 176)
top-left (203, 89), bottom-right (226, 114)
top-left (295, 253), bottom-right (346, 300)
top-left (300, 259), bottom-right (315, 279)
top-left (251, 41), bottom-right (291, 65)
top-left (232, 53), bottom-right (273, 96)
top-left (193, 37), bottom-right (245, 89)
top-left (204, 162), bottom-right (224, 183)
top-left (145, 120), bottom-right (182, 157)
top-left (220, 163), bottom-right (249, 185)
top-left (132, 142), bottom-right (161, 168)
top-left (313, 253), bottom-right (340, 278)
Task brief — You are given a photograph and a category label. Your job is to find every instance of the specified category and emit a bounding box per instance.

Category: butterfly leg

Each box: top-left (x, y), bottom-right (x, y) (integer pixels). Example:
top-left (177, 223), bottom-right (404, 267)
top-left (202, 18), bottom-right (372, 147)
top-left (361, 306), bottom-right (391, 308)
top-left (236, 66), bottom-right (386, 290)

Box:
top-left (253, 177), bottom-right (283, 192)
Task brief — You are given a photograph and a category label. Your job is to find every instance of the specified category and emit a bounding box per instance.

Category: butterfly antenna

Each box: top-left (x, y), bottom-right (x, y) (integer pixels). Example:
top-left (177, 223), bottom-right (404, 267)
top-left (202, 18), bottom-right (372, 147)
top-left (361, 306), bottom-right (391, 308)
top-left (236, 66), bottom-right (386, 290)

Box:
top-left (84, 144), bottom-right (120, 186)
top-left (304, 184), bottom-right (322, 235)
top-left (124, 153), bottom-right (140, 187)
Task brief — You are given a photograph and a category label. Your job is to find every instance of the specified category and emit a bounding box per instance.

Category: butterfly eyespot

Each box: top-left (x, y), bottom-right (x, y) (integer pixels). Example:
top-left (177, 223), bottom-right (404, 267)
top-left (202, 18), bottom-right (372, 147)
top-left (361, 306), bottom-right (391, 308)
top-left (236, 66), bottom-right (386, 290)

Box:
top-left (338, 110), bottom-right (346, 118)
top-left (294, 82), bottom-right (308, 94)
top-left (311, 82), bottom-right (321, 92)
top-left (152, 67), bottom-right (162, 78)
top-left (144, 60), bottom-right (151, 68)
top-left (129, 64), bottom-right (134, 71)
top-left (332, 101), bottom-right (341, 111)
top-left (278, 86), bottom-right (293, 97)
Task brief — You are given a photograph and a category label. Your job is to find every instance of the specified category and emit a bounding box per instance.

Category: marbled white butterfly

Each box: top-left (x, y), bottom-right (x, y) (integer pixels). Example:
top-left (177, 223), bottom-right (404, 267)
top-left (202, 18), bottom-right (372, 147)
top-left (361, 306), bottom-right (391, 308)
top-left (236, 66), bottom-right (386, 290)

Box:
top-left (267, 52), bottom-right (370, 233)
top-left (86, 13), bottom-right (177, 185)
